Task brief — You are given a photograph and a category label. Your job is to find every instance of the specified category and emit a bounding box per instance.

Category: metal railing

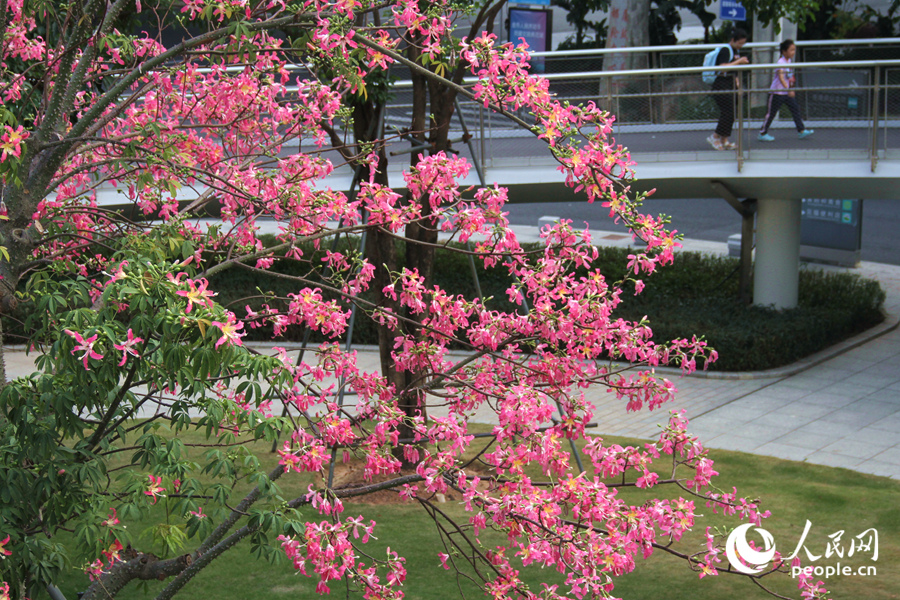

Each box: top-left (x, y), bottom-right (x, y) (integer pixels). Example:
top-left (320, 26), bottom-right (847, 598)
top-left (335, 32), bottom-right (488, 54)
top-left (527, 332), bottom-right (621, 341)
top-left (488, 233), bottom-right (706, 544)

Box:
top-left (526, 38), bottom-right (900, 72)
top-left (381, 50), bottom-right (900, 175)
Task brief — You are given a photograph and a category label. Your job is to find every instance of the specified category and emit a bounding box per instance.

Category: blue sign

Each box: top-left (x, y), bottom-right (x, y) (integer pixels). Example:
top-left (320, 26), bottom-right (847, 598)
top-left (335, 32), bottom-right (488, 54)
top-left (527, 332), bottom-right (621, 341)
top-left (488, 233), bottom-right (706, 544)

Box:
top-left (720, 0), bottom-right (746, 21)
top-left (508, 8), bottom-right (552, 71)
top-left (510, 0), bottom-right (551, 5)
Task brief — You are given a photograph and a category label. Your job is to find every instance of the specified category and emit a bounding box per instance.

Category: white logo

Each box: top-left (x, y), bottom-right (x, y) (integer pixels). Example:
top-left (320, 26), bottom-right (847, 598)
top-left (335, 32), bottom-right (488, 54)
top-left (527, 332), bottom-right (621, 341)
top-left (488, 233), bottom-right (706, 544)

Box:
top-left (726, 523), bottom-right (777, 574)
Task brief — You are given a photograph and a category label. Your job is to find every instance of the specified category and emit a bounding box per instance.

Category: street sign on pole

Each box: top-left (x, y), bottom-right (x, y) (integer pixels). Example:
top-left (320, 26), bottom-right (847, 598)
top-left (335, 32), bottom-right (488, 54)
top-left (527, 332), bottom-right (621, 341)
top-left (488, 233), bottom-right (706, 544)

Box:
top-left (720, 0), bottom-right (746, 21)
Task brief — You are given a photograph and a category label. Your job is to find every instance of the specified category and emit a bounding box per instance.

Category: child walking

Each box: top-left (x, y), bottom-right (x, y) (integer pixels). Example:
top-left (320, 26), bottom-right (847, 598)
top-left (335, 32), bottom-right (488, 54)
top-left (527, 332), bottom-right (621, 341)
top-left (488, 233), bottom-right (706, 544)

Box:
top-left (758, 39), bottom-right (814, 141)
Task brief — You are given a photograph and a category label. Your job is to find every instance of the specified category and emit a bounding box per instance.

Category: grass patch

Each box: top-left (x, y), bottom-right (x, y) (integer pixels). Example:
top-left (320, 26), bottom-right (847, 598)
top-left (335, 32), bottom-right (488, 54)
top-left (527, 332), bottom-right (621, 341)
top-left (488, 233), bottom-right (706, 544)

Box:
top-left (50, 425), bottom-right (899, 600)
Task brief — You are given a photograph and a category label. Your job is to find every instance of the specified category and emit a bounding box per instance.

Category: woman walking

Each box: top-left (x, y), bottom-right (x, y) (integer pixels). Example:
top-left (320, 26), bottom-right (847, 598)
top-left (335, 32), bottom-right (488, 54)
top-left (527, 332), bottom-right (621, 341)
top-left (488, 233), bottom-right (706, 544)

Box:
top-left (707, 28), bottom-right (749, 151)
top-left (758, 39), bottom-right (814, 141)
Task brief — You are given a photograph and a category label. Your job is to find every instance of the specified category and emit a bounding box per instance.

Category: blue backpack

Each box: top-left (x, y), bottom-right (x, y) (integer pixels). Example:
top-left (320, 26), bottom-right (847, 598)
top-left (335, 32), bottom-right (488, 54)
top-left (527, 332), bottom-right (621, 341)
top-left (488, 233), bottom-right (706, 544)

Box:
top-left (702, 45), bottom-right (733, 85)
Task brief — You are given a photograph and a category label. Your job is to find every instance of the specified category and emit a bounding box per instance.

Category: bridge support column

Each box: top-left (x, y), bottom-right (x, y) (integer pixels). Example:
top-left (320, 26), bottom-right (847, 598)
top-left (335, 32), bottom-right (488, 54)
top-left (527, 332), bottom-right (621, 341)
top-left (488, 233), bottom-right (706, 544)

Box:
top-left (753, 198), bottom-right (801, 309)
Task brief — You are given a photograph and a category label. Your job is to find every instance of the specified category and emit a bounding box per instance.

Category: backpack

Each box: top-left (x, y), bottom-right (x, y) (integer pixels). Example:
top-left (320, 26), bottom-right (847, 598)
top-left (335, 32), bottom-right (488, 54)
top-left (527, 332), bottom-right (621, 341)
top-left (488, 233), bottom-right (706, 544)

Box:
top-left (702, 45), bottom-right (733, 85)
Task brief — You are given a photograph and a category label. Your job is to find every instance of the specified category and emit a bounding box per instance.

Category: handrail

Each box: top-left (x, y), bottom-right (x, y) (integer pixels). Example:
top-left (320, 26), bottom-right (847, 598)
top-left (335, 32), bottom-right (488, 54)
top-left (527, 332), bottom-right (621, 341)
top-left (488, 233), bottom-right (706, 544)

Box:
top-left (198, 39), bottom-right (900, 74)
top-left (195, 40), bottom-right (899, 76)
top-left (387, 59), bottom-right (900, 89)
top-left (528, 38), bottom-right (900, 58)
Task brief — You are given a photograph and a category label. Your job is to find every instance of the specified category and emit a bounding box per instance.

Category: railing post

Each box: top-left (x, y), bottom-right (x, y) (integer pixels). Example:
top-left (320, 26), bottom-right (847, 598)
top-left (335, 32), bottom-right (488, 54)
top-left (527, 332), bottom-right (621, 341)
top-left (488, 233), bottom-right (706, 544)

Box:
top-left (872, 65), bottom-right (880, 172)
top-left (737, 68), bottom-right (744, 171)
top-left (649, 51), bottom-right (656, 123)
top-left (480, 105), bottom-right (486, 175)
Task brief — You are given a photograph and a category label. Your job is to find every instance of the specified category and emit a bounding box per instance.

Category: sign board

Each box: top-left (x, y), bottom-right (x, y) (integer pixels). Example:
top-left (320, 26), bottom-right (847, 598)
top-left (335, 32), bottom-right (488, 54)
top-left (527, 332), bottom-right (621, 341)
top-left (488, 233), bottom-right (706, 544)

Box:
top-left (508, 7), bottom-right (552, 71)
top-left (509, 0), bottom-right (551, 5)
top-left (803, 70), bottom-right (869, 118)
top-left (800, 199), bottom-right (863, 266)
top-left (720, 0), bottom-right (746, 21)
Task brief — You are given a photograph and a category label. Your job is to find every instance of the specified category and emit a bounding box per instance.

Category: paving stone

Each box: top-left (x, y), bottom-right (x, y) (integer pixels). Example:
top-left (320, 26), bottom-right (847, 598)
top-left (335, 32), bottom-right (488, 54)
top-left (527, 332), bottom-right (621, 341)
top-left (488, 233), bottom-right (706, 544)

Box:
top-left (859, 362), bottom-right (900, 378)
top-left (685, 415), bottom-right (737, 434)
top-left (821, 439), bottom-right (891, 460)
top-left (845, 372), bottom-right (900, 389)
top-left (868, 390), bottom-right (900, 407)
top-left (774, 430), bottom-right (836, 451)
top-left (794, 420), bottom-right (858, 438)
top-left (750, 412), bottom-right (818, 430)
top-left (843, 399), bottom-right (900, 419)
top-left (855, 459), bottom-right (900, 479)
top-left (758, 386), bottom-right (813, 402)
top-left (870, 446), bottom-right (900, 466)
top-left (697, 404), bottom-right (761, 423)
top-left (801, 392), bottom-right (861, 408)
top-left (824, 355), bottom-right (874, 373)
top-left (868, 415), bottom-right (900, 433)
top-left (726, 421), bottom-right (797, 444)
top-left (768, 401), bottom-right (835, 421)
top-left (821, 383), bottom-right (881, 401)
top-left (754, 441), bottom-right (813, 462)
top-left (804, 451), bottom-right (865, 470)
top-left (778, 376), bottom-right (835, 393)
top-left (702, 434), bottom-right (764, 453)
top-left (851, 427), bottom-right (900, 447)
top-left (815, 409), bottom-right (884, 429)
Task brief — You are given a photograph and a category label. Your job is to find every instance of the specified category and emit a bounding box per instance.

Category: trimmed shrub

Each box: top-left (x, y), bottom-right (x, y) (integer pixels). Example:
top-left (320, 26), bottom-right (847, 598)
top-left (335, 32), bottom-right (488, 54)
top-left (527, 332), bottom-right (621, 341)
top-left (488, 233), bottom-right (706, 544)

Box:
top-left (3, 243), bottom-right (884, 372)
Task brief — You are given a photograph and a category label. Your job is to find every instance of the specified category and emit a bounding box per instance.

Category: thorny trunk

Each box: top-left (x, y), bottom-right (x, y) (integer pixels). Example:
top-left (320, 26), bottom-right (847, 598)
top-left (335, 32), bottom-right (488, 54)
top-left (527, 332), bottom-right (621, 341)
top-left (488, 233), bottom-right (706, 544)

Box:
top-left (80, 551), bottom-right (194, 600)
top-left (0, 172), bottom-right (47, 391)
top-left (384, 4), bottom-right (503, 452)
top-left (352, 100), bottom-right (410, 404)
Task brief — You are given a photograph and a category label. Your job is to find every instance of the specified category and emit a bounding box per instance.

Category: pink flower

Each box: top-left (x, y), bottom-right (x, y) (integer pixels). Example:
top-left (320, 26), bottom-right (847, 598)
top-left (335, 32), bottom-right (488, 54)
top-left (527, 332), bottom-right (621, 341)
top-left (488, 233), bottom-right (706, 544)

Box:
top-left (113, 328), bottom-right (144, 366)
top-left (0, 125), bottom-right (28, 163)
top-left (84, 558), bottom-right (104, 581)
top-left (64, 329), bottom-right (104, 370)
top-left (101, 540), bottom-right (123, 563)
top-left (176, 278), bottom-right (216, 313)
top-left (145, 475), bottom-right (166, 503)
top-left (101, 508), bottom-right (119, 527)
top-left (190, 507), bottom-right (206, 519)
top-left (211, 318), bottom-right (244, 349)
top-left (0, 535), bottom-right (11, 557)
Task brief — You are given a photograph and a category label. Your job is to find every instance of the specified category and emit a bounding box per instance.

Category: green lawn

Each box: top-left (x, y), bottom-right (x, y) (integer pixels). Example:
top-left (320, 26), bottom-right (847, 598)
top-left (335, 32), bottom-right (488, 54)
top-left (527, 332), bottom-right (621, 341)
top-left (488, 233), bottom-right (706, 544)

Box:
top-left (53, 430), bottom-right (899, 600)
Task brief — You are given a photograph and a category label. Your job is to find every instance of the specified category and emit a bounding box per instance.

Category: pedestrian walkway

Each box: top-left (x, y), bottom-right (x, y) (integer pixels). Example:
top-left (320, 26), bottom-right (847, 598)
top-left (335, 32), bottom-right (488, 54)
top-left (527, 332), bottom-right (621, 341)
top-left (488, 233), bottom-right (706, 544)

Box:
top-left (3, 227), bottom-right (898, 479)
top-left (560, 229), bottom-right (900, 479)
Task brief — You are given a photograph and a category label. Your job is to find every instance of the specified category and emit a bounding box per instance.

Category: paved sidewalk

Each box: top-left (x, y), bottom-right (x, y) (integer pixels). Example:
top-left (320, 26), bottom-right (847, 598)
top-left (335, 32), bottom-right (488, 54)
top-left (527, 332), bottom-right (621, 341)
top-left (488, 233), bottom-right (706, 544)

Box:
top-left (568, 231), bottom-right (900, 479)
top-left (4, 227), bottom-right (899, 479)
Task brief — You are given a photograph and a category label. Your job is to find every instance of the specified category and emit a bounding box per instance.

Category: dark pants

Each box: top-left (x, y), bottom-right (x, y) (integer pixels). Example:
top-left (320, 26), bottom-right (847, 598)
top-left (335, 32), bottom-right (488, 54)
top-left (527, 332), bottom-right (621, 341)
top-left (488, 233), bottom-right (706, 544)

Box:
top-left (760, 93), bottom-right (805, 134)
top-left (712, 76), bottom-right (736, 137)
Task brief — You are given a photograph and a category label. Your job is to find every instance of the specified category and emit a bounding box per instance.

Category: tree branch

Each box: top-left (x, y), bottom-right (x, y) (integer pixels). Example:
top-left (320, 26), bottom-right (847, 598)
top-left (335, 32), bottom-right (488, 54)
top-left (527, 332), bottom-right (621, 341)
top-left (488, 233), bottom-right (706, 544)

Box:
top-left (351, 33), bottom-right (535, 132)
top-left (81, 550), bottom-right (193, 600)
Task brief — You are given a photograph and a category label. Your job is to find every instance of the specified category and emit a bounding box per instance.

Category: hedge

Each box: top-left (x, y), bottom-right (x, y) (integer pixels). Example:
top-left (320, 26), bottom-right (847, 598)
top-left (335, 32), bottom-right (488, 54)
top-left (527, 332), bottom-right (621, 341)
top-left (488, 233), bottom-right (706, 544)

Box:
top-left (4, 240), bottom-right (885, 372)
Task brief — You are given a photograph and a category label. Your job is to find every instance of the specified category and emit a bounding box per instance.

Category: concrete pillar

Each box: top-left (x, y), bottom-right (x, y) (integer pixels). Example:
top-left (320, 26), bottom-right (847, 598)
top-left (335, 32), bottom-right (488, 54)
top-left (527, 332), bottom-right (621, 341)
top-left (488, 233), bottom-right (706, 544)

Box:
top-left (753, 198), bottom-right (801, 309)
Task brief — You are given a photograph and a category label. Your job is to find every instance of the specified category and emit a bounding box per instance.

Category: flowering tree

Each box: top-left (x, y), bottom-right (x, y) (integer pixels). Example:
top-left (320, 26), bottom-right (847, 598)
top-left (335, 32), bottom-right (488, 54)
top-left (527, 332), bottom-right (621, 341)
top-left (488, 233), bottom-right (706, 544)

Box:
top-left (0, 1), bottom-right (830, 599)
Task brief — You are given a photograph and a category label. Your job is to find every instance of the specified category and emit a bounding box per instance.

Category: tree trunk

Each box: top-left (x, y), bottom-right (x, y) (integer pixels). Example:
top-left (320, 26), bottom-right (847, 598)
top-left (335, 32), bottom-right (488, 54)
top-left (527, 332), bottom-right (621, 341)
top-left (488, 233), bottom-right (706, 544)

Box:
top-left (0, 181), bottom-right (45, 391)
top-left (604, 0), bottom-right (650, 71)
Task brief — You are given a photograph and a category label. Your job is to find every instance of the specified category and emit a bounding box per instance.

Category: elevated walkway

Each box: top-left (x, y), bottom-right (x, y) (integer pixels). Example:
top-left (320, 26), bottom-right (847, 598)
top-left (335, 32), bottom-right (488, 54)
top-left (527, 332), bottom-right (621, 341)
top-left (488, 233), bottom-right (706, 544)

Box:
top-left (370, 44), bottom-right (900, 308)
